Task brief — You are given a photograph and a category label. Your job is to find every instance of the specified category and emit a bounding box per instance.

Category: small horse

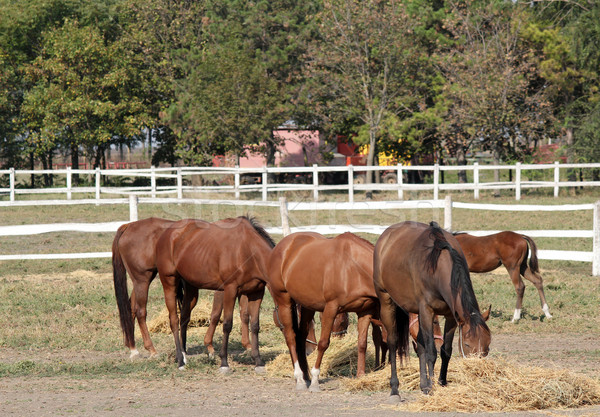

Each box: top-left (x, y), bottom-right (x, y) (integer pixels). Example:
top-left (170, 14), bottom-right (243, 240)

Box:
top-left (374, 221), bottom-right (491, 402)
top-left (454, 231), bottom-right (551, 322)
top-left (267, 232), bottom-right (379, 392)
top-left (156, 216), bottom-right (275, 372)
top-left (112, 217), bottom-right (175, 358)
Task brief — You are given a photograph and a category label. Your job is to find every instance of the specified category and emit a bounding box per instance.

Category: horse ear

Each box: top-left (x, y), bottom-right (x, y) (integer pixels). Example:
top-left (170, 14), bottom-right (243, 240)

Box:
top-left (481, 305), bottom-right (492, 321)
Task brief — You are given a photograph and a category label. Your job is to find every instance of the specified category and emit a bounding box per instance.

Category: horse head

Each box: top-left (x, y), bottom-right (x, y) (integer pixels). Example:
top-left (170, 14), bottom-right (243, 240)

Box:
top-left (457, 305), bottom-right (491, 358)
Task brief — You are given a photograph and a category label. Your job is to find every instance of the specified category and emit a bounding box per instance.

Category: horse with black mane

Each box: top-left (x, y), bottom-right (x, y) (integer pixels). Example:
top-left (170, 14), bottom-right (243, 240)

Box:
top-left (374, 221), bottom-right (491, 402)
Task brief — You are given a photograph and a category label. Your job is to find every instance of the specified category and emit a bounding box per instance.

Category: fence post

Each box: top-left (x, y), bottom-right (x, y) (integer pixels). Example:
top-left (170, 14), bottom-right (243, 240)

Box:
top-left (313, 164), bottom-right (319, 202)
top-left (594, 200), bottom-right (600, 276)
top-left (397, 163), bottom-right (403, 200)
top-left (95, 167), bottom-right (101, 203)
top-left (9, 167), bottom-right (15, 202)
top-left (348, 165), bottom-right (354, 204)
top-left (66, 167), bottom-right (72, 200)
top-left (150, 165), bottom-right (156, 199)
top-left (234, 165), bottom-right (240, 200)
top-left (444, 195), bottom-right (453, 231)
top-left (433, 164), bottom-right (440, 200)
top-left (515, 162), bottom-right (521, 201)
top-left (554, 161), bottom-right (560, 197)
top-left (176, 168), bottom-right (183, 200)
top-left (279, 197), bottom-right (291, 237)
top-left (262, 166), bottom-right (268, 202)
top-left (129, 195), bottom-right (139, 222)
top-left (474, 162), bottom-right (479, 200)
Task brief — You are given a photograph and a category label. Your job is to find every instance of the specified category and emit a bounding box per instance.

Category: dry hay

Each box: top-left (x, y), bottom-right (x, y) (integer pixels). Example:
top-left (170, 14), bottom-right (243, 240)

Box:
top-left (147, 298), bottom-right (215, 333)
top-left (267, 332), bottom-right (380, 378)
top-left (342, 357), bottom-right (600, 413)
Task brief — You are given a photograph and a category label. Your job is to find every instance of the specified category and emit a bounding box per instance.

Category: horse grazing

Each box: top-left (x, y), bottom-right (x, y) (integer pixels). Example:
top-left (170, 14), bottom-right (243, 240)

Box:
top-left (268, 232), bottom-right (379, 392)
top-left (374, 221), bottom-right (491, 402)
top-left (454, 231), bottom-right (551, 322)
top-left (155, 216), bottom-right (275, 372)
top-left (112, 217), bottom-right (175, 358)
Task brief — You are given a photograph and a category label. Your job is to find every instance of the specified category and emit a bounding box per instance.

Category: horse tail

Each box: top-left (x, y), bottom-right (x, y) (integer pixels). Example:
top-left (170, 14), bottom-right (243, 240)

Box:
top-left (291, 301), bottom-right (310, 380)
top-left (395, 307), bottom-right (411, 363)
top-left (176, 280), bottom-right (185, 313)
top-left (521, 234), bottom-right (540, 274)
top-left (112, 223), bottom-right (135, 349)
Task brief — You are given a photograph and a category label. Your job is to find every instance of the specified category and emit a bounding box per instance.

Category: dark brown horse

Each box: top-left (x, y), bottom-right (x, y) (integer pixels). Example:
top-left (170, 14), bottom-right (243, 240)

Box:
top-left (454, 231), bottom-right (551, 322)
top-left (112, 217), bottom-right (175, 358)
top-left (155, 216), bottom-right (274, 371)
top-left (374, 221), bottom-right (491, 402)
top-left (267, 232), bottom-right (379, 391)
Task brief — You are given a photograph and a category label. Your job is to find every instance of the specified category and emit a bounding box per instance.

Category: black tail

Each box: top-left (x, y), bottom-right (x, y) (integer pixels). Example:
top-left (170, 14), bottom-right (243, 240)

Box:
top-left (291, 301), bottom-right (310, 381)
top-left (521, 234), bottom-right (539, 273)
top-left (395, 307), bottom-right (411, 363)
top-left (112, 224), bottom-right (135, 349)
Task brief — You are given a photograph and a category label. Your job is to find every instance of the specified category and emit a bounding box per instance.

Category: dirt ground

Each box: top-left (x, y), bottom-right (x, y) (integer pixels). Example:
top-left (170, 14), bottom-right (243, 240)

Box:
top-left (2, 334), bottom-right (600, 417)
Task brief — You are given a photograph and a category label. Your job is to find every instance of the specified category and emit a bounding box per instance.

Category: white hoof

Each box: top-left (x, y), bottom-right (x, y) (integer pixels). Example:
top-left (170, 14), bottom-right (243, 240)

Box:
top-left (219, 366), bottom-right (231, 374)
top-left (255, 366), bottom-right (266, 374)
top-left (388, 394), bottom-right (401, 404)
top-left (178, 365), bottom-right (186, 371)
top-left (296, 381), bottom-right (308, 391)
top-left (308, 383), bottom-right (321, 393)
top-left (207, 352), bottom-right (215, 360)
top-left (183, 352), bottom-right (188, 365)
top-left (129, 349), bottom-right (140, 360)
top-left (511, 309), bottom-right (522, 322)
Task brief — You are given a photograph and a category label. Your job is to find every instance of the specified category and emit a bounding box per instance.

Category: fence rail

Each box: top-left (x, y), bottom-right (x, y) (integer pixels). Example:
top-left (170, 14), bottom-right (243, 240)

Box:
top-left (2, 161), bottom-right (600, 203)
top-left (1, 196), bottom-right (599, 276)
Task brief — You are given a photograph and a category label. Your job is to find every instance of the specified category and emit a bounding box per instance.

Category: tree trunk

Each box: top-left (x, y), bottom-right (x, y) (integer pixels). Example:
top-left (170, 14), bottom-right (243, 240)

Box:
top-left (492, 147), bottom-right (501, 197)
top-left (70, 143), bottom-right (80, 185)
top-left (29, 152), bottom-right (35, 188)
top-left (456, 145), bottom-right (468, 183)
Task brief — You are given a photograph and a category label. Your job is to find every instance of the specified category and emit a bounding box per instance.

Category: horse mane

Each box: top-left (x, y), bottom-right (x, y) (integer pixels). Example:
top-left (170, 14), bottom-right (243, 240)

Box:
top-left (242, 215), bottom-right (276, 248)
top-left (426, 222), bottom-right (487, 331)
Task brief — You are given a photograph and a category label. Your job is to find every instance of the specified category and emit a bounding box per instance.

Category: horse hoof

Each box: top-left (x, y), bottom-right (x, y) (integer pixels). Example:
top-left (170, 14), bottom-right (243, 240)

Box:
top-left (207, 352), bottom-right (215, 360)
top-left (308, 384), bottom-right (321, 393)
top-left (219, 366), bottom-right (231, 374)
top-left (295, 382), bottom-right (308, 391)
top-left (178, 365), bottom-right (186, 371)
top-left (387, 395), bottom-right (401, 404)
top-left (255, 366), bottom-right (266, 374)
top-left (129, 349), bottom-right (140, 360)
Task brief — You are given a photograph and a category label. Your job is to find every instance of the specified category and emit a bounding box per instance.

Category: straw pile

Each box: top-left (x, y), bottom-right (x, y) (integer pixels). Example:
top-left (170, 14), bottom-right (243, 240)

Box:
top-left (147, 298), bottom-right (214, 333)
top-left (342, 357), bottom-right (600, 413)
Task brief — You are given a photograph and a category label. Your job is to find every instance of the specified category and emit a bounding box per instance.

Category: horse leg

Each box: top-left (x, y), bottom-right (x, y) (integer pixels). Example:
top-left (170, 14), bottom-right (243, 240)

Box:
top-left (245, 288), bottom-right (265, 373)
top-left (377, 292), bottom-right (401, 403)
top-left (416, 306), bottom-right (437, 394)
top-left (131, 274), bottom-right (157, 358)
top-left (371, 319), bottom-right (383, 369)
top-left (308, 305), bottom-right (334, 392)
top-left (238, 294), bottom-right (252, 350)
top-left (356, 312), bottom-right (372, 377)
top-left (127, 287), bottom-right (140, 358)
top-left (438, 314), bottom-right (457, 386)
top-left (508, 267), bottom-right (526, 322)
top-left (217, 286), bottom-right (237, 373)
top-left (179, 283), bottom-right (198, 354)
top-left (523, 268), bottom-right (552, 319)
top-left (305, 312), bottom-right (317, 356)
top-left (204, 291), bottom-right (224, 359)
top-left (160, 274), bottom-right (186, 369)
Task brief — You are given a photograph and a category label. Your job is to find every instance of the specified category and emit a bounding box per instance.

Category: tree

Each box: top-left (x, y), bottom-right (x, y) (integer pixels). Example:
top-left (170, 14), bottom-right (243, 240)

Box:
top-left (306, 0), bottom-right (418, 196)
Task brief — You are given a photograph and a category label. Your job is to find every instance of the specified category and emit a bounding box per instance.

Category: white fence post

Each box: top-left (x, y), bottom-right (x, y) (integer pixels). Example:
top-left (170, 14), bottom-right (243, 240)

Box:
top-left (9, 168), bottom-right (15, 202)
top-left (176, 168), bottom-right (183, 200)
top-left (262, 166), bottom-right (268, 202)
top-left (348, 165), bottom-right (354, 204)
top-left (554, 161), bottom-right (560, 197)
top-left (95, 167), bottom-right (101, 203)
top-left (129, 195), bottom-right (138, 222)
top-left (313, 164), bottom-right (319, 202)
top-left (515, 162), bottom-right (522, 201)
top-left (594, 200), bottom-right (600, 276)
top-left (279, 197), bottom-right (291, 237)
top-left (397, 163), bottom-right (403, 200)
top-left (474, 162), bottom-right (479, 200)
top-left (66, 167), bottom-right (72, 200)
top-left (444, 195), bottom-right (452, 231)
top-left (234, 165), bottom-right (240, 200)
top-left (433, 164), bottom-right (440, 200)
top-left (150, 165), bottom-right (156, 198)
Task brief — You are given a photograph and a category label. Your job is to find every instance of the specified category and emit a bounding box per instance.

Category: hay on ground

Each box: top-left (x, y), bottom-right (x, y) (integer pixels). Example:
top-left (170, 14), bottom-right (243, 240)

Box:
top-left (342, 357), bottom-right (600, 413)
top-left (147, 298), bottom-right (214, 333)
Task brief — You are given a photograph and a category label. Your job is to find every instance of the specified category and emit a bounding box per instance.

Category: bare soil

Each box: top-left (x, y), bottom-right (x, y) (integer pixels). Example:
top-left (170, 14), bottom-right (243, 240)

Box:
top-left (2, 334), bottom-right (600, 417)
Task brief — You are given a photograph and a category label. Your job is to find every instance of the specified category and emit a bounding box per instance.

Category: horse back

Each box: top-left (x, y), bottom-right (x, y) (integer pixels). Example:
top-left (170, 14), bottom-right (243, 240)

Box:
top-left (116, 217), bottom-right (175, 273)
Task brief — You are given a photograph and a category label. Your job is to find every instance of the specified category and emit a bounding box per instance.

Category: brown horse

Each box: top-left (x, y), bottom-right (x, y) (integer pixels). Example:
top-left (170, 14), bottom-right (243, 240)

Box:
top-left (374, 221), bottom-right (491, 402)
top-left (112, 217), bottom-right (175, 358)
top-left (454, 231), bottom-right (552, 322)
top-left (155, 216), bottom-right (274, 371)
top-left (267, 232), bottom-right (379, 391)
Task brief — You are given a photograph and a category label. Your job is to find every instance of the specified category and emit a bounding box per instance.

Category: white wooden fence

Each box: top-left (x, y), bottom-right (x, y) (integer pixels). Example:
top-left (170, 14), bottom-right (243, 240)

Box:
top-left (1, 161), bottom-right (600, 203)
top-left (0, 196), bottom-right (599, 276)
